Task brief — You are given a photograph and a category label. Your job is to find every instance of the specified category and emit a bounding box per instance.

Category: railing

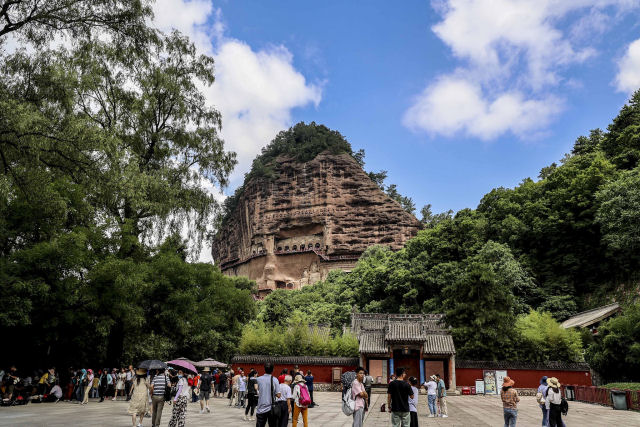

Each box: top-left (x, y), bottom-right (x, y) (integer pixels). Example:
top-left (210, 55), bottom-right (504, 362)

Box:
top-left (562, 385), bottom-right (640, 410)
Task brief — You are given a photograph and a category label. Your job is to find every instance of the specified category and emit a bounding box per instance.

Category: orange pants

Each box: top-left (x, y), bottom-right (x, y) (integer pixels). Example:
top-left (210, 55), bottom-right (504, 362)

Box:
top-left (292, 404), bottom-right (308, 427)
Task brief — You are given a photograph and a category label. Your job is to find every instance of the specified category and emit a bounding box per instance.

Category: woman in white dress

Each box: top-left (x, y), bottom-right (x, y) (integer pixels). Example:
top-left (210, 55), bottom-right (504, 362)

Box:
top-left (116, 368), bottom-right (126, 400)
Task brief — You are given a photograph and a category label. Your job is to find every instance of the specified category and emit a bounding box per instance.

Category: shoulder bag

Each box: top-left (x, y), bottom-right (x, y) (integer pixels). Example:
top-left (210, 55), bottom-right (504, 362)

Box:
top-left (270, 375), bottom-right (282, 418)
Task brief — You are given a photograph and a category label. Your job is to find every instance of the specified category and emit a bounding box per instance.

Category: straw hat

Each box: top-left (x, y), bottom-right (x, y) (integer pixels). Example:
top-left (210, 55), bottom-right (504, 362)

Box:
top-left (293, 374), bottom-right (306, 385)
top-left (502, 376), bottom-right (515, 387)
top-left (135, 368), bottom-right (147, 375)
top-left (547, 377), bottom-right (561, 388)
top-left (430, 375), bottom-right (437, 381)
top-left (202, 367), bottom-right (210, 372)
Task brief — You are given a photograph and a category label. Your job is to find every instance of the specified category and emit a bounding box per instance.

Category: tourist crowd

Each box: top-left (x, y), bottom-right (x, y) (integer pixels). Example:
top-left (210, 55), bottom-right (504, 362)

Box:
top-left (344, 367), bottom-right (567, 427)
top-left (0, 363), bottom-right (317, 427)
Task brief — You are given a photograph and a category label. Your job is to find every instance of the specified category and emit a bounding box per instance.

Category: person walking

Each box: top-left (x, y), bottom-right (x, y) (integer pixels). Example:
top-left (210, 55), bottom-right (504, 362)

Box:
top-left (423, 375), bottom-right (437, 417)
top-left (243, 371), bottom-right (259, 421)
top-left (408, 377), bottom-right (419, 427)
top-left (387, 367), bottom-right (414, 427)
top-left (304, 370), bottom-right (315, 408)
top-left (238, 370), bottom-right (247, 408)
top-left (127, 368), bottom-right (149, 427)
top-left (229, 369), bottom-right (240, 406)
top-left (351, 367), bottom-right (367, 427)
top-left (363, 370), bottom-right (373, 409)
top-left (168, 369), bottom-right (190, 427)
top-left (82, 369), bottom-right (93, 405)
top-left (291, 374), bottom-right (311, 427)
top-left (199, 367), bottom-right (212, 414)
top-left (150, 369), bottom-right (167, 427)
top-left (256, 363), bottom-right (281, 427)
top-left (545, 377), bottom-right (563, 427)
top-left (277, 375), bottom-right (293, 427)
top-left (537, 376), bottom-right (549, 426)
top-left (116, 368), bottom-right (126, 400)
top-left (435, 373), bottom-right (448, 418)
top-left (125, 365), bottom-right (134, 401)
top-left (501, 376), bottom-right (519, 427)
top-left (99, 369), bottom-right (108, 402)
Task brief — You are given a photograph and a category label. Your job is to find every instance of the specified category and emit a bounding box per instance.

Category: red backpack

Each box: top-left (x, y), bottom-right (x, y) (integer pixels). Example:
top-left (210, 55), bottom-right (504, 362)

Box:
top-left (299, 384), bottom-right (311, 407)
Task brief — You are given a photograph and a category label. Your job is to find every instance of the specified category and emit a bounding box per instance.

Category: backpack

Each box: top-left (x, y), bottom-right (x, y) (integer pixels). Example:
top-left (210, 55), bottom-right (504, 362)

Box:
top-left (560, 397), bottom-right (568, 415)
top-left (299, 384), bottom-right (311, 407)
top-left (342, 385), bottom-right (355, 416)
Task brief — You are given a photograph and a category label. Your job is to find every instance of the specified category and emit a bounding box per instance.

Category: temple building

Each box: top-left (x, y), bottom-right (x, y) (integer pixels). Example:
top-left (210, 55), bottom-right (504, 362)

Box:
top-left (350, 312), bottom-right (457, 391)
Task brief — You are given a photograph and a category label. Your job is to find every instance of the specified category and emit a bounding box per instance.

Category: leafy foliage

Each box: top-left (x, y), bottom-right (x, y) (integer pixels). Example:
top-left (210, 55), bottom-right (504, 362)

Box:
top-left (238, 316), bottom-right (359, 357)
top-left (514, 311), bottom-right (583, 363)
top-left (586, 304), bottom-right (640, 382)
top-left (0, 7), bottom-right (248, 368)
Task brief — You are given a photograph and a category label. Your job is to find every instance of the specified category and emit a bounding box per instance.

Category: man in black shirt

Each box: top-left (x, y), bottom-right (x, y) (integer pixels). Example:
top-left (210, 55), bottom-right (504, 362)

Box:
top-left (199, 367), bottom-right (213, 413)
top-left (387, 367), bottom-right (413, 427)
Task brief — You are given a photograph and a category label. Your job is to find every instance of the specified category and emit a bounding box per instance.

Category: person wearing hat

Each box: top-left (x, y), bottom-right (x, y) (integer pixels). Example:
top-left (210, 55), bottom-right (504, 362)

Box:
top-left (128, 368), bottom-right (150, 427)
top-left (545, 377), bottom-right (563, 427)
top-left (291, 374), bottom-right (310, 427)
top-left (500, 376), bottom-right (519, 427)
top-left (199, 367), bottom-right (213, 414)
top-left (422, 375), bottom-right (438, 417)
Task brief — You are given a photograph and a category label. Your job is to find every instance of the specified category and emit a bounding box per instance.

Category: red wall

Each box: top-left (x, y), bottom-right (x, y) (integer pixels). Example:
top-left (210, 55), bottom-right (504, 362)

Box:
top-left (231, 363), bottom-right (357, 383)
top-left (456, 368), bottom-right (592, 388)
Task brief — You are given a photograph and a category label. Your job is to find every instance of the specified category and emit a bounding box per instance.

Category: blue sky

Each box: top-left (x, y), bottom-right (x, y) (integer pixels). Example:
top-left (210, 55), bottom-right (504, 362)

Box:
top-left (151, 1), bottom-right (640, 259)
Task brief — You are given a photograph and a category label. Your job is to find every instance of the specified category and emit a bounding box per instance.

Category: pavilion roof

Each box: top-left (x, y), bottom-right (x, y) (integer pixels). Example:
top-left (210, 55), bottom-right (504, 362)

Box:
top-left (561, 303), bottom-right (621, 329)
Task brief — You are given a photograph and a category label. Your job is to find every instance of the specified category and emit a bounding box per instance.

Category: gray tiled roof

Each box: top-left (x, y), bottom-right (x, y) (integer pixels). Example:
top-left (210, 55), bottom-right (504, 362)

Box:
top-left (423, 333), bottom-right (456, 355)
top-left (352, 312), bottom-right (455, 355)
top-left (359, 330), bottom-right (387, 354)
top-left (561, 303), bottom-right (620, 329)
top-left (231, 355), bottom-right (359, 365)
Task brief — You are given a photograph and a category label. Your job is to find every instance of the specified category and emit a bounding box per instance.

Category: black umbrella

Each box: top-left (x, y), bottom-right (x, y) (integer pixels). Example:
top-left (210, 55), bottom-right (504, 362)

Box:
top-left (138, 360), bottom-right (167, 370)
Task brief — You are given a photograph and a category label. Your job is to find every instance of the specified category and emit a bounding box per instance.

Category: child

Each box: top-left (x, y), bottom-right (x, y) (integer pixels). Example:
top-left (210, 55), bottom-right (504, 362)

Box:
top-left (409, 377), bottom-right (419, 427)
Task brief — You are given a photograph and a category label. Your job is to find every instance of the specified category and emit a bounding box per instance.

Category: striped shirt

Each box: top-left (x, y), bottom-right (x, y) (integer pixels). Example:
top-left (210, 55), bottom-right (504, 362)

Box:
top-left (151, 374), bottom-right (167, 396)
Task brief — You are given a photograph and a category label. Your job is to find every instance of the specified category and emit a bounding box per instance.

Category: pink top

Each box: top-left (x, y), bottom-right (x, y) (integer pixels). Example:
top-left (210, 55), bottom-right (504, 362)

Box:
top-left (351, 379), bottom-right (365, 411)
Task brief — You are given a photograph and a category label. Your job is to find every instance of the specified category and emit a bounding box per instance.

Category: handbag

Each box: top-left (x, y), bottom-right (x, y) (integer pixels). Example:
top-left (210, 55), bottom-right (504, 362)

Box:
top-left (270, 375), bottom-right (282, 418)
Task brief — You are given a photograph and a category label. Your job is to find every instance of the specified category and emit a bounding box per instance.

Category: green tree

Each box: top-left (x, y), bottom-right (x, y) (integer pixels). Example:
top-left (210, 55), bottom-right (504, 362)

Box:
top-left (596, 167), bottom-right (640, 254)
top-left (442, 248), bottom-right (519, 360)
top-left (0, 0), bottom-right (152, 44)
top-left (586, 304), bottom-right (640, 382)
top-left (514, 310), bottom-right (583, 363)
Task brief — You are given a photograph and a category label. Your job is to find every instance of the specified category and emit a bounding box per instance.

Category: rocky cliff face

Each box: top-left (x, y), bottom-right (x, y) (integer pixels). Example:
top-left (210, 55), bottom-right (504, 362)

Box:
top-left (211, 152), bottom-right (421, 295)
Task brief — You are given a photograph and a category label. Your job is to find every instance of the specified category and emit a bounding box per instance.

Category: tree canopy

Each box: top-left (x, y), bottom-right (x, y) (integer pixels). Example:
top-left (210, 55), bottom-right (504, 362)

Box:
top-left (0, 2), bottom-right (250, 368)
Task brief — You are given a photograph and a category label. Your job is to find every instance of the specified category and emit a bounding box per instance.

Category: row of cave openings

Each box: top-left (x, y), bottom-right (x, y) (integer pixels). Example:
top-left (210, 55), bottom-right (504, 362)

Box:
top-left (252, 242), bottom-right (326, 255)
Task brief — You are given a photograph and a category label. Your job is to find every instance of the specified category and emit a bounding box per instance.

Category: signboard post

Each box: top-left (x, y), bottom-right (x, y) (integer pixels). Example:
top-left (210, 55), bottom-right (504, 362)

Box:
top-left (475, 379), bottom-right (485, 395)
top-left (483, 370), bottom-right (497, 395)
top-left (495, 370), bottom-right (508, 394)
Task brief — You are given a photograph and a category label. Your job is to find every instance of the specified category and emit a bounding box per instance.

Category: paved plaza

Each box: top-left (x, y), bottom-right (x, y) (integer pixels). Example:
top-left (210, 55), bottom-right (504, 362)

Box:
top-left (0, 392), bottom-right (639, 426)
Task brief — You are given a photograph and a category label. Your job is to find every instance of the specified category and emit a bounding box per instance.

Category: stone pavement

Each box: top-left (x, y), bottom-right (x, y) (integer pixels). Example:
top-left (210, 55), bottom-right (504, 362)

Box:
top-left (364, 393), bottom-right (640, 426)
top-left (1, 392), bottom-right (639, 426)
top-left (0, 392), bottom-right (352, 427)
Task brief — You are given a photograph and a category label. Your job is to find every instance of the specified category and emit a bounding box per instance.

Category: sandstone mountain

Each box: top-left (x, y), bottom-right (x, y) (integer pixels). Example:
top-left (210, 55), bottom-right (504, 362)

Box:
top-left (212, 146), bottom-right (421, 297)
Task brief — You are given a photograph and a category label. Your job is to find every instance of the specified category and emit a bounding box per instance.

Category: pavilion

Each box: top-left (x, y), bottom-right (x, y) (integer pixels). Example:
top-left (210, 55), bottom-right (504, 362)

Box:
top-left (350, 312), bottom-right (456, 391)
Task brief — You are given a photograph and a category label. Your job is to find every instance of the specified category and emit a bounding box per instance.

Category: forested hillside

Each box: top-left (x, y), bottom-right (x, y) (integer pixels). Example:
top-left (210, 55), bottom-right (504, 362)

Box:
top-left (259, 91), bottom-right (640, 368)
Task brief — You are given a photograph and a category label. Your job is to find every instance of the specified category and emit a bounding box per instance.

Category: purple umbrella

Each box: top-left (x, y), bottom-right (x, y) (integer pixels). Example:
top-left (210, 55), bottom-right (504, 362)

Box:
top-left (167, 359), bottom-right (197, 374)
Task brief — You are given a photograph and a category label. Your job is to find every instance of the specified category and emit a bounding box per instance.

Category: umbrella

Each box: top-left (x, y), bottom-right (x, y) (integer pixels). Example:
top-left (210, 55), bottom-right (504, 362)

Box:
top-left (193, 358), bottom-right (227, 368)
top-left (167, 359), bottom-right (197, 374)
top-left (138, 360), bottom-right (167, 370)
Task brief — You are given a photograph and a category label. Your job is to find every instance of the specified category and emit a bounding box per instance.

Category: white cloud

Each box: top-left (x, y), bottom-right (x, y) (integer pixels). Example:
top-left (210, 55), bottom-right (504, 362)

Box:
top-left (615, 38), bottom-right (640, 94)
top-left (405, 0), bottom-right (638, 139)
top-left (403, 76), bottom-right (562, 140)
top-left (152, 1), bottom-right (322, 262)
